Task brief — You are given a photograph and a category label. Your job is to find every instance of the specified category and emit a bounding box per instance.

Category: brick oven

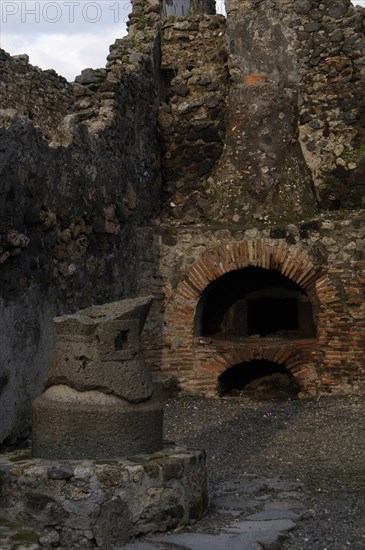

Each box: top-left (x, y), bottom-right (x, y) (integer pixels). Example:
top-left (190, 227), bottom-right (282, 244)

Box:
top-left (137, 222), bottom-right (364, 399)
top-left (136, 0), bottom-right (364, 400)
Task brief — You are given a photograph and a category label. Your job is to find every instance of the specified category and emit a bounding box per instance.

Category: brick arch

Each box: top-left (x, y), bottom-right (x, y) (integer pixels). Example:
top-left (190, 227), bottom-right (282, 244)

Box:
top-left (196, 345), bottom-right (313, 390)
top-left (171, 239), bottom-right (341, 330)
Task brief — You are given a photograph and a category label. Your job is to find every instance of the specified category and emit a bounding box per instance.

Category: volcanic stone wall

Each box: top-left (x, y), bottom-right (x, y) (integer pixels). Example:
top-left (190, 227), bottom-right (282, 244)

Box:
top-left (0, 0), bottom-right (163, 446)
top-left (293, 0), bottom-right (365, 209)
top-left (158, 14), bottom-right (228, 222)
top-left (0, 50), bottom-right (74, 140)
top-left (158, 0), bottom-right (365, 226)
top-left (137, 0), bottom-right (365, 398)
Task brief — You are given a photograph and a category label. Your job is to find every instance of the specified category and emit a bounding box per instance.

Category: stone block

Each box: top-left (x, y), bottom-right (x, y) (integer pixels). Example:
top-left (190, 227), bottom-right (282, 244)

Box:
top-left (32, 385), bottom-right (163, 460)
top-left (31, 296), bottom-right (165, 460)
top-left (45, 296), bottom-right (154, 402)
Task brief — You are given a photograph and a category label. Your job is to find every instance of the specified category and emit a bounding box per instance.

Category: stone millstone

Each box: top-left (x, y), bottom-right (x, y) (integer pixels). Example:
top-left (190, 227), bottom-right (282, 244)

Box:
top-left (32, 385), bottom-right (163, 460)
top-left (32, 296), bottom-right (164, 459)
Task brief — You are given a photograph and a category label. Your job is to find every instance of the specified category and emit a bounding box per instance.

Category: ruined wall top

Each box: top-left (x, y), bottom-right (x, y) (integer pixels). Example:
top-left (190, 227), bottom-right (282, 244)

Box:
top-left (0, 49), bottom-right (74, 140)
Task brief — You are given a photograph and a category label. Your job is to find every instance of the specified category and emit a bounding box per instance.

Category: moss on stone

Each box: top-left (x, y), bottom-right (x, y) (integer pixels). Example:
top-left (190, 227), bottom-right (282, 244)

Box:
top-left (9, 530), bottom-right (39, 544)
top-left (357, 143), bottom-right (365, 158)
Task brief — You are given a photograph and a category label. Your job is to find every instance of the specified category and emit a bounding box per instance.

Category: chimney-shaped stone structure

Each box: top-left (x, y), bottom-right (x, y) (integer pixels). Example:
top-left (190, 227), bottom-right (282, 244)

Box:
top-left (32, 296), bottom-right (163, 460)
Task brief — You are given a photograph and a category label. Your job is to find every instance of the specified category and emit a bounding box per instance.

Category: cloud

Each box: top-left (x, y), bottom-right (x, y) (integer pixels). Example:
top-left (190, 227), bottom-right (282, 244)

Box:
top-left (0, 1), bottom-right (130, 80)
top-left (1, 28), bottom-right (127, 80)
top-left (1, 1), bottom-right (131, 35)
top-left (0, 0), bottom-right (364, 82)
top-left (2, 27), bottom-right (126, 81)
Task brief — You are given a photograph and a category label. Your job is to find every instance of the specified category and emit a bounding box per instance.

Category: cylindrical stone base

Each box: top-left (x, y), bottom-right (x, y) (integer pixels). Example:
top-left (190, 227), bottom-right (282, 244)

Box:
top-left (32, 385), bottom-right (163, 460)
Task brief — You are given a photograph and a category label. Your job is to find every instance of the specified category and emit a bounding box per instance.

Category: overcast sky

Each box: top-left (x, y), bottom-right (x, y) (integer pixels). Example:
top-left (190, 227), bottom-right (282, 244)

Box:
top-left (0, 1), bottom-right (364, 82)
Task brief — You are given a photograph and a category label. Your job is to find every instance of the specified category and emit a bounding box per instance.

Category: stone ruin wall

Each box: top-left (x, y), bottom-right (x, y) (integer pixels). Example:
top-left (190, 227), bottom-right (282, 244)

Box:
top-left (158, 14), bottom-right (228, 223)
top-left (0, 0), bottom-right (164, 446)
top-left (0, 51), bottom-right (74, 139)
top-left (0, 0), bottom-right (364, 445)
top-left (157, 0), bottom-right (365, 225)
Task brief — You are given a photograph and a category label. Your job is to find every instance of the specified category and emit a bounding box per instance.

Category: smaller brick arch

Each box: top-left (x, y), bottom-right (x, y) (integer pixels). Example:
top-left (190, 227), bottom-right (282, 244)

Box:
top-left (195, 344), bottom-right (316, 390)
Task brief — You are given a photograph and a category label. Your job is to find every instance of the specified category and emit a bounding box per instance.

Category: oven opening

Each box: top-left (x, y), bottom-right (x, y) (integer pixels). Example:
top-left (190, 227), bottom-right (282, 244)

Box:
top-left (195, 267), bottom-right (316, 340)
top-left (218, 360), bottom-right (300, 400)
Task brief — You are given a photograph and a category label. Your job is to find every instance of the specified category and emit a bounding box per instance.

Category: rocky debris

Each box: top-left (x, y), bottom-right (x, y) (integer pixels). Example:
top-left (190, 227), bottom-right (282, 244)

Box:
top-left (241, 373), bottom-right (300, 400)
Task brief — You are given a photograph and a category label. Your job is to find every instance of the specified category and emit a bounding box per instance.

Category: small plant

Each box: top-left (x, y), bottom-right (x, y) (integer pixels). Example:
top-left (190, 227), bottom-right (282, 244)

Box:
top-left (340, 146), bottom-right (351, 160)
top-left (357, 143), bottom-right (365, 157)
top-left (137, 13), bottom-right (147, 29)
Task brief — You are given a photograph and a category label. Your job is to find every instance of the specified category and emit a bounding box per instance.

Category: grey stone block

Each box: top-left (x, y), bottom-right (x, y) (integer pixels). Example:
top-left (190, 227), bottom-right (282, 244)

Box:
top-left (94, 498), bottom-right (131, 548)
top-left (32, 385), bottom-right (163, 460)
top-left (45, 296), bottom-right (154, 402)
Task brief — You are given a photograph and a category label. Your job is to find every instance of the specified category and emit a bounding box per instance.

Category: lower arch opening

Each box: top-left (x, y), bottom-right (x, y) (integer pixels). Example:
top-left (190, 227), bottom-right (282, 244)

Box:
top-left (218, 360), bottom-right (300, 399)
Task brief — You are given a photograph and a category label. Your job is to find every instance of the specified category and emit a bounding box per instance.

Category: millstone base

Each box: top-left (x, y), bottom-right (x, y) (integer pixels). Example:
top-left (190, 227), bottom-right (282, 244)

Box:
top-left (0, 444), bottom-right (208, 550)
top-left (32, 385), bottom-right (163, 459)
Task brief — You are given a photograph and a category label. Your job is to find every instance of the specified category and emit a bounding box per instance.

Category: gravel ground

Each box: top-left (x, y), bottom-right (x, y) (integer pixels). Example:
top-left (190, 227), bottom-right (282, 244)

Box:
top-left (163, 394), bottom-right (365, 550)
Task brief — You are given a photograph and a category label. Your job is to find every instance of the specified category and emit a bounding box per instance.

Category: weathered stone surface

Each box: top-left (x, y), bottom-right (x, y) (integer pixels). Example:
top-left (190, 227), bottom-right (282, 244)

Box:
top-left (45, 297), bottom-right (155, 402)
top-left (247, 509), bottom-right (301, 521)
top-left (31, 295), bottom-right (165, 460)
top-left (0, 0), bottom-right (163, 446)
top-left (32, 385), bottom-right (163, 459)
top-left (94, 498), bottom-right (131, 548)
top-left (0, 50), bottom-right (73, 139)
top-left (0, 445), bottom-right (208, 549)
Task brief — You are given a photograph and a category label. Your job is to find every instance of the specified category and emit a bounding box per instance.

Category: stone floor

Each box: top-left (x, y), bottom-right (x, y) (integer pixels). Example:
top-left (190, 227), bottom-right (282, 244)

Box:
top-left (124, 475), bottom-right (304, 549)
